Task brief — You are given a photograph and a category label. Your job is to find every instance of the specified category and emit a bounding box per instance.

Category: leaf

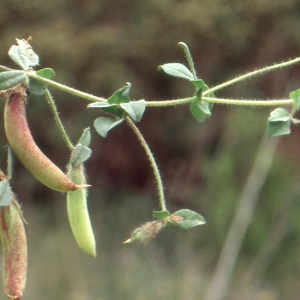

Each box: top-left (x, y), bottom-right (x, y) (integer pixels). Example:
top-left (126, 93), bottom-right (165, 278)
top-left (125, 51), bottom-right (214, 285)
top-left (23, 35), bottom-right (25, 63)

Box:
top-left (268, 108), bottom-right (290, 122)
top-left (191, 79), bottom-right (205, 89)
top-left (28, 78), bottom-right (46, 95)
top-left (89, 84), bottom-right (138, 118)
top-left (8, 39), bottom-right (39, 70)
top-left (268, 108), bottom-right (291, 138)
top-left (170, 209), bottom-right (206, 229)
top-left (178, 42), bottom-right (196, 79)
top-left (120, 100), bottom-right (146, 122)
top-left (87, 102), bottom-right (113, 108)
top-left (94, 117), bottom-right (124, 138)
top-left (36, 68), bottom-right (56, 79)
top-left (190, 87), bottom-right (213, 123)
top-left (190, 100), bottom-right (212, 122)
top-left (28, 69), bottom-right (56, 95)
top-left (152, 210), bottom-right (170, 219)
top-left (0, 71), bottom-right (28, 90)
top-left (78, 128), bottom-right (91, 147)
top-left (158, 63), bottom-right (194, 81)
top-left (88, 101), bottom-right (125, 117)
top-left (0, 180), bottom-right (11, 209)
top-left (268, 121), bottom-right (291, 137)
top-left (108, 83), bottom-right (131, 104)
top-left (289, 89), bottom-right (300, 110)
top-left (102, 105), bottom-right (125, 118)
top-left (69, 144), bottom-right (92, 167)
top-left (291, 118), bottom-right (300, 124)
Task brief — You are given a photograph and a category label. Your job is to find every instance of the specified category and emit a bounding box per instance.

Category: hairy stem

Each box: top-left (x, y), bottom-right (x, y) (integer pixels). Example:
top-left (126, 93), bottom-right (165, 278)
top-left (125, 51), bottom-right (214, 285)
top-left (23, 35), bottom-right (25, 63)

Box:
top-left (27, 72), bottom-right (107, 103)
top-left (202, 97), bottom-right (294, 106)
top-left (204, 56), bottom-right (300, 95)
top-left (23, 56), bottom-right (300, 109)
top-left (146, 97), bottom-right (294, 107)
top-left (44, 88), bottom-right (74, 151)
top-left (126, 117), bottom-right (166, 211)
top-left (146, 96), bottom-right (195, 107)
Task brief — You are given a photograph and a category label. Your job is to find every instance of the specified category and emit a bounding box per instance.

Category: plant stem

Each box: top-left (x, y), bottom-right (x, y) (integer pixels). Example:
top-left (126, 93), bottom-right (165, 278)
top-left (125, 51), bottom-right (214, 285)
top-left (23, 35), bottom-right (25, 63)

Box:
top-left (203, 97), bottom-right (294, 106)
top-left (22, 56), bottom-right (300, 109)
top-left (44, 88), bottom-right (74, 151)
top-left (126, 117), bottom-right (167, 211)
top-left (145, 96), bottom-right (294, 107)
top-left (146, 96), bottom-right (195, 107)
top-left (204, 56), bottom-right (300, 95)
top-left (27, 72), bottom-right (107, 103)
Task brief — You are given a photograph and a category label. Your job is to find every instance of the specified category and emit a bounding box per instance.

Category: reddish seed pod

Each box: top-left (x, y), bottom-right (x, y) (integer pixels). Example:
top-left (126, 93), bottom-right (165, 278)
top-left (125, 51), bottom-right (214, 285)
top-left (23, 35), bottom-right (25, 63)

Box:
top-left (4, 86), bottom-right (79, 192)
top-left (0, 197), bottom-right (27, 300)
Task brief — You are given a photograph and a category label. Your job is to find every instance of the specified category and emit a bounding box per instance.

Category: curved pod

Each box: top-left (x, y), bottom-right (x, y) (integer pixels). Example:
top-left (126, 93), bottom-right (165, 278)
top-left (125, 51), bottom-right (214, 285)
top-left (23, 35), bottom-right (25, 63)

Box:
top-left (67, 165), bottom-right (96, 257)
top-left (0, 197), bottom-right (27, 300)
top-left (4, 90), bottom-right (78, 192)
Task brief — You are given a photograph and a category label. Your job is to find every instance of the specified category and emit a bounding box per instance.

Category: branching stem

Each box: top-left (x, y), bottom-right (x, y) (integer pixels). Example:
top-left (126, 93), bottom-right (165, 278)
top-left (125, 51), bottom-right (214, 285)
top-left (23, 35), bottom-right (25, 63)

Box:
top-left (23, 56), bottom-right (300, 110)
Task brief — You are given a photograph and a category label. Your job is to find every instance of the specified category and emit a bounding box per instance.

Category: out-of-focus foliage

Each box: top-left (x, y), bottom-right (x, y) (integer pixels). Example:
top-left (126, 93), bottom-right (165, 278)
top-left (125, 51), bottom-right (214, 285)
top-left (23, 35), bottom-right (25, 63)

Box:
top-left (1, 0), bottom-right (300, 299)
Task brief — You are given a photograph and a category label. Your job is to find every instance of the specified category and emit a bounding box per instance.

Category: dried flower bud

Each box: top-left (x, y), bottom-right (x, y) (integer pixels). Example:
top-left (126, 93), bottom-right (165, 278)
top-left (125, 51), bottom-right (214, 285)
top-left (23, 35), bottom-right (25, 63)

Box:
top-left (124, 219), bottom-right (168, 245)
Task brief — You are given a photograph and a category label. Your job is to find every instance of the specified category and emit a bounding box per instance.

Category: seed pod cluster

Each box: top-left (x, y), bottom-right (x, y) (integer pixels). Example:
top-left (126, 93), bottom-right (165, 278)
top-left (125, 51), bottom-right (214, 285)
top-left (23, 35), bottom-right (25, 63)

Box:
top-left (0, 196), bottom-right (27, 300)
top-left (4, 86), bottom-right (80, 192)
top-left (67, 165), bottom-right (96, 258)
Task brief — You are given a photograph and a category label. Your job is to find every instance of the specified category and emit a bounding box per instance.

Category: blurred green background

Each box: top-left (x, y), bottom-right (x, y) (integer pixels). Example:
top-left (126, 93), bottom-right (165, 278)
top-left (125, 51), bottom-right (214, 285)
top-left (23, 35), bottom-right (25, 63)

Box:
top-left (1, 0), bottom-right (300, 299)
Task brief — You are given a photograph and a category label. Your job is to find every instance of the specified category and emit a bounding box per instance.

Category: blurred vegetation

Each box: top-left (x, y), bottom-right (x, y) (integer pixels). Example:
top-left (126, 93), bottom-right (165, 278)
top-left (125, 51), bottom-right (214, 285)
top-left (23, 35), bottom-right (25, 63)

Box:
top-left (1, 0), bottom-right (300, 299)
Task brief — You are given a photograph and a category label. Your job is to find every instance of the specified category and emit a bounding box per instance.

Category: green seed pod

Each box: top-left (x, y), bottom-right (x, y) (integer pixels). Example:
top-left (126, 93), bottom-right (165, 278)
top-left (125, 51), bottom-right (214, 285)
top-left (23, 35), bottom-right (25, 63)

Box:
top-left (0, 196), bottom-right (27, 300)
top-left (67, 165), bottom-right (96, 257)
top-left (4, 88), bottom-right (79, 192)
